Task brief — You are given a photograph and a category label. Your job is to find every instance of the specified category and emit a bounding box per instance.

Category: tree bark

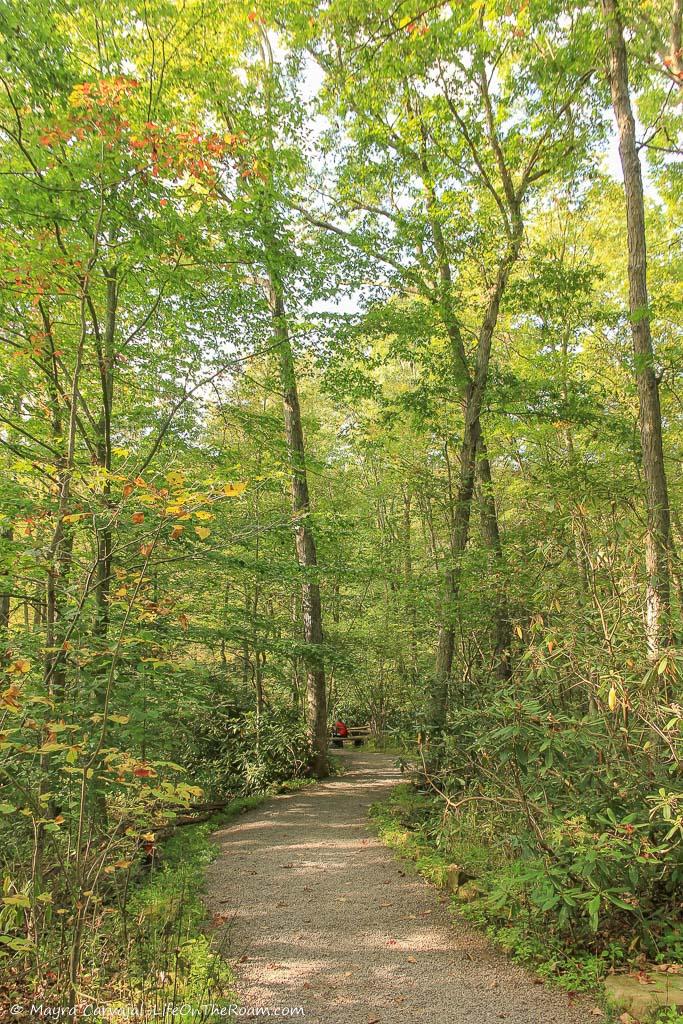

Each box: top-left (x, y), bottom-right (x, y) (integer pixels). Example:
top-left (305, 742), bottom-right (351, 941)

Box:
top-left (416, 110), bottom-right (517, 723)
top-left (268, 279), bottom-right (328, 777)
top-left (602, 0), bottom-right (672, 659)
top-left (0, 525), bottom-right (12, 657)
top-left (431, 241), bottom-right (520, 726)
top-left (402, 487), bottom-right (419, 682)
top-left (476, 441), bottom-right (512, 680)
top-left (93, 267), bottom-right (117, 645)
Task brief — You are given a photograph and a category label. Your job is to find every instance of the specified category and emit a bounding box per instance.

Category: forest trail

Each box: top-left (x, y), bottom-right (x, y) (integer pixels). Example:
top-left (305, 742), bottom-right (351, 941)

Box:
top-left (205, 752), bottom-right (593, 1023)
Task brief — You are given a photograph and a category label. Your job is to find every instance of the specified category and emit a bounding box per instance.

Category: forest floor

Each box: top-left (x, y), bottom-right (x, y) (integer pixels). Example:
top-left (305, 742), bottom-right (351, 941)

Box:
top-left (204, 751), bottom-right (596, 1023)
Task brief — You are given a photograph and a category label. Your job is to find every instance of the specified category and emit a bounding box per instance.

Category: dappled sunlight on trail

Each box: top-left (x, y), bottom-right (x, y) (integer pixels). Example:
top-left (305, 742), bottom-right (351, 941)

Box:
top-left (205, 752), bottom-right (593, 1024)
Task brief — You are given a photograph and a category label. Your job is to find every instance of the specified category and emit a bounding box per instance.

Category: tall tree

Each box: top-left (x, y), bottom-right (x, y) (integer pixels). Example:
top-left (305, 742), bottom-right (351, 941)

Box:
top-left (602, 0), bottom-right (672, 658)
top-left (269, 281), bottom-right (328, 776)
top-left (298, 0), bottom-right (600, 724)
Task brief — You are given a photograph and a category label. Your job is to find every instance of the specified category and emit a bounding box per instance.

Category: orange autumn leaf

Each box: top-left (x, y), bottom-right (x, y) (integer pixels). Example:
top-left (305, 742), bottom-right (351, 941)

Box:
top-left (1, 685), bottom-right (22, 709)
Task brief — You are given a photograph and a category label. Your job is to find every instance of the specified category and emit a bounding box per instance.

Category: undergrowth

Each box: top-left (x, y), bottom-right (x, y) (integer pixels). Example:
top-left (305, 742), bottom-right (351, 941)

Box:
top-left (103, 784), bottom-right (317, 1019)
top-left (370, 782), bottom-right (681, 1020)
top-left (1, 791), bottom-right (284, 1019)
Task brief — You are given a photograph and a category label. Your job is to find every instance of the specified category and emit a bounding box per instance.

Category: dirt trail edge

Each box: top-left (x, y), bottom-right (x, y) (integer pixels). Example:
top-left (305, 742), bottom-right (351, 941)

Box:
top-left (205, 751), bottom-right (594, 1023)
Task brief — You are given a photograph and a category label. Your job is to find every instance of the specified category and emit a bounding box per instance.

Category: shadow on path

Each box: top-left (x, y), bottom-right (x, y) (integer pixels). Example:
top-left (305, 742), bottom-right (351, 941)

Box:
top-left (205, 751), bottom-right (593, 1023)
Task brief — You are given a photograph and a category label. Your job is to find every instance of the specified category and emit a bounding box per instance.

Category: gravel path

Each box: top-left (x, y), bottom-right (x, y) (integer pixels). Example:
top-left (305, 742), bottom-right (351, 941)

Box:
top-left (205, 751), bottom-right (595, 1023)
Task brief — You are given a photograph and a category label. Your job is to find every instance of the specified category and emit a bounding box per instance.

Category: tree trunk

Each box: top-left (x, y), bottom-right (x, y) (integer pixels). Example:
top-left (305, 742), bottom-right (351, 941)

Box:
top-left (602, 0), bottom-right (671, 659)
top-left (418, 116), bottom-right (519, 723)
top-left (431, 244), bottom-right (520, 726)
top-left (94, 267), bottom-right (117, 646)
top-left (402, 487), bottom-right (419, 682)
top-left (0, 526), bottom-right (12, 657)
top-left (268, 279), bottom-right (328, 777)
top-left (476, 441), bottom-right (512, 680)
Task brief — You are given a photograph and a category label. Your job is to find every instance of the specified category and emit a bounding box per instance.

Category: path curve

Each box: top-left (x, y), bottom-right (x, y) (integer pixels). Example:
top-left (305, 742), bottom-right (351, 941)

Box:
top-left (205, 751), bottom-right (594, 1023)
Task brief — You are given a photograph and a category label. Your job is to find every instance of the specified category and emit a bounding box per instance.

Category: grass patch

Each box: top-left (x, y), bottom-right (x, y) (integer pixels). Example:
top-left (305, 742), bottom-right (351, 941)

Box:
top-left (82, 794), bottom-right (267, 1019)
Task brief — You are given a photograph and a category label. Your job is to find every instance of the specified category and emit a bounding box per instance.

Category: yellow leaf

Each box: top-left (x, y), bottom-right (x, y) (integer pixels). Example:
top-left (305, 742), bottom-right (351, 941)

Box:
top-left (515, 625), bottom-right (523, 639)
top-left (608, 686), bottom-right (618, 712)
top-left (3, 895), bottom-right (31, 907)
top-left (195, 510), bottom-right (214, 521)
top-left (62, 513), bottom-right (87, 524)
top-left (194, 526), bottom-right (211, 540)
top-left (109, 714), bottom-right (129, 724)
top-left (223, 481), bottom-right (247, 497)
top-left (166, 471), bottom-right (185, 487)
top-left (142, 831), bottom-right (156, 842)
top-left (8, 659), bottom-right (31, 675)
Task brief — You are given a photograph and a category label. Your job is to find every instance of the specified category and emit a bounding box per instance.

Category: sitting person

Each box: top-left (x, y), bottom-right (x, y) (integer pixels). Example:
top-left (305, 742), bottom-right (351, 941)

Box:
top-left (331, 719), bottom-right (349, 746)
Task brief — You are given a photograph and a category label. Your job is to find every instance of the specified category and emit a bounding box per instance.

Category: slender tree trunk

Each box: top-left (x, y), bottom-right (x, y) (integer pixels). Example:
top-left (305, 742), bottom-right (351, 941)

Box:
top-left (241, 586), bottom-right (251, 685)
top-left (268, 279), bottom-right (328, 777)
top-left (1, 395), bottom-right (23, 658)
top-left (476, 442), bottom-right (512, 680)
top-left (602, 0), bottom-right (671, 659)
top-left (0, 526), bottom-right (12, 657)
top-left (251, 580), bottom-right (265, 716)
top-left (431, 243), bottom-right (520, 725)
top-left (254, 651), bottom-right (265, 718)
top-left (402, 487), bottom-right (419, 682)
top-left (94, 268), bottom-right (117, 646)
top-left (417, 114), bottom-right (519, 722)
top-left (220, 579), bottom-right (230, 666)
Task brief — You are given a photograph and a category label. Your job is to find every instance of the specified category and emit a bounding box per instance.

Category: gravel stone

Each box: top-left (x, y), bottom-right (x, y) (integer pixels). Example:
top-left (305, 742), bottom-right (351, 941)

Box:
top-left (205, 751), bottom-right (595, 1023)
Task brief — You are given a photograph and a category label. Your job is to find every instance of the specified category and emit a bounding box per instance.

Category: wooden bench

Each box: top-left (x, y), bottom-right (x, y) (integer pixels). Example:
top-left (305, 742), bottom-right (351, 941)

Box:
top-left (330, 724), bottom-right (371, 748)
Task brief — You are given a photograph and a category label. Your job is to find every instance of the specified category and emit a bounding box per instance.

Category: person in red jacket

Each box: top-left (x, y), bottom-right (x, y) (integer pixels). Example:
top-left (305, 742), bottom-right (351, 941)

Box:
top-left (331, 719), bottom-right (349, 747)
